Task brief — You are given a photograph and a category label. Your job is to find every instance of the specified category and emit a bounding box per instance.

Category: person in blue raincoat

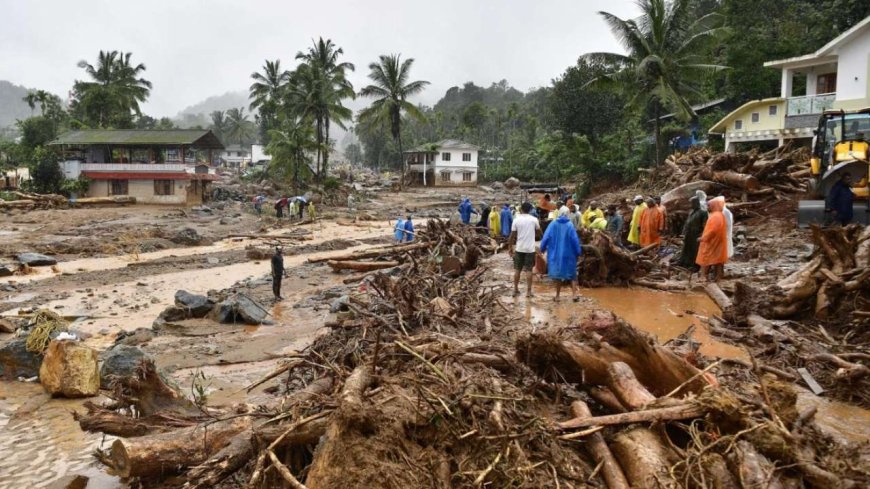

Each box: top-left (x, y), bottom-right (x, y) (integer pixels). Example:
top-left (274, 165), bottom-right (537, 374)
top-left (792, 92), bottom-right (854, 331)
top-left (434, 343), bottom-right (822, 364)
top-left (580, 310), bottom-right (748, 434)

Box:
top-left (394, 217), bottom-right (406, 243)
top-left (458, 198), bottom-right (475, 224)
top-left (540, 208), bottom-right (582, 302)
top-left (500, 204), bottom-right (513, 237)
top-left (826, 173), bottom-right (854, 225)
top-left (403, 214), bottom-right (415, 242)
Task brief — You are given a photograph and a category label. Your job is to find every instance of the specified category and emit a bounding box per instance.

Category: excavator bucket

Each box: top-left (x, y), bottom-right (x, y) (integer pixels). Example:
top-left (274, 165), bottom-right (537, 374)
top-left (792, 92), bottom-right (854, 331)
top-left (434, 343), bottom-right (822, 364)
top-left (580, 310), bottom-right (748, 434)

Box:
top-left (798, 160), bottom-right (870, 227)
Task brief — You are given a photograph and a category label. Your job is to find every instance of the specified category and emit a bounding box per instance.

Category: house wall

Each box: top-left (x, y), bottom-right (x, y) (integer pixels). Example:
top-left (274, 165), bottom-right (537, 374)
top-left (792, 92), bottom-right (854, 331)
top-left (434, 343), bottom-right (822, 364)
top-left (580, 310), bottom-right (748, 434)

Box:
top-left (433, 149), bottom-right (478, 168)
top-left (86, 179), bottom-right (188, 204)
top-left (834, 27), bottom-right (870, 108)
top-left (725, 101), bottom-right (785, 133)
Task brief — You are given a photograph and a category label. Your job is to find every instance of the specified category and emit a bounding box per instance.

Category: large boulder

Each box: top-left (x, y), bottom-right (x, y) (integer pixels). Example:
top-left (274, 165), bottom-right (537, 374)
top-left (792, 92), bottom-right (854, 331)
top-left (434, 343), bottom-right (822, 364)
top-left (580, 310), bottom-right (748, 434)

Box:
top-left (174, 290), bottom-right (214, 318)
top-left (39, 340), bottom-right (99, 397)
top-left (216, 294), bottom-right (269, 325)
top-left (100, 345), bottom-right (150, 389)
top-left (504, 177), bottom-right (521, 190)
top-left (169, 227), bottom-right (208, 246)
top-left (0, 337), bottom-right (41, 379)
top-left (17, 252), bottom-right (57, 266)
top-left (0, 264), bottom-right (14, 277)
top-left (158, 305), bottom-right (189, 322)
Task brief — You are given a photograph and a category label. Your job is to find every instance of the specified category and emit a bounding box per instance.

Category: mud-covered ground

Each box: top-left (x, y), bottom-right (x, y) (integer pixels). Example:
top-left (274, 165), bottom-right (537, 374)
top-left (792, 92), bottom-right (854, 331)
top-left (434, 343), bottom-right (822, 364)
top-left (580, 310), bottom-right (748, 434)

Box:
top-left (0, 183), bottom-right (867, 488)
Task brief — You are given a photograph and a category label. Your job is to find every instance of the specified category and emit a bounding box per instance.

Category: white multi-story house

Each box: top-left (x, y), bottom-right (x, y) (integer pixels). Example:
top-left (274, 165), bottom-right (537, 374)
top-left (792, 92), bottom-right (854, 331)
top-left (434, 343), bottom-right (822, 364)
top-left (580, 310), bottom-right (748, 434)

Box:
top-left (405, 139), bottom-right (479, 186)
top-left (220, 145), bottom-right (250, 168)
top-left (709, 16), bottom-right (870, 151)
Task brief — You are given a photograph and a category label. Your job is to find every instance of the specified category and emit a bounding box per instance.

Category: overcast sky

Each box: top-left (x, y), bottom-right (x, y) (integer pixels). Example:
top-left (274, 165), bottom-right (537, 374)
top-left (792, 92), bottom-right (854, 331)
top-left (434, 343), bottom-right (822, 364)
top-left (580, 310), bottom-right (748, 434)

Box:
top-left (0, 0), bottom-right (639, 118)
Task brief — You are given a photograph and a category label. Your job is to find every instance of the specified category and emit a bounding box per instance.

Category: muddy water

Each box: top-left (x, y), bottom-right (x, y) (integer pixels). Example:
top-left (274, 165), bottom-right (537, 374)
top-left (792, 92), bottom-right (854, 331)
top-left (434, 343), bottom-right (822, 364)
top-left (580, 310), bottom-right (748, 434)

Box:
top-left (0, 382), bottom-right (120, 488)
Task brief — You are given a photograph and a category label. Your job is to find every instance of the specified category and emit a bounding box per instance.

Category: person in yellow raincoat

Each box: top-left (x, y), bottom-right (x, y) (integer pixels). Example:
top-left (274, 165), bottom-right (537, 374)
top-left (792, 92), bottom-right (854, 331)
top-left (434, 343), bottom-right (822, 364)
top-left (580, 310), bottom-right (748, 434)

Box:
top-left (488, 206), bottom-right (501, 237)
top-left (627, 195), bottom-right (646, 246)
top-left (581, 201), bottom-right (604, 228)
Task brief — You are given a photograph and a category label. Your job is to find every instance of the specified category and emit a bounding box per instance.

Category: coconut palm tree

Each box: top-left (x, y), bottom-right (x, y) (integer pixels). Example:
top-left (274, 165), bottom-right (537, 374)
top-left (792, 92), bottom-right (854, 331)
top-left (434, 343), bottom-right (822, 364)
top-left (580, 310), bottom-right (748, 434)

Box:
top-left (73, 50), bottom-right (152, 127)
top-left (293, 38), bottom-right (355, 180)
top-left (358, 54), bottom-right (429, 187)
top-left (586, 0), bottom-right (725, 165)
top-left (226, 107), bottom-right (254, 146)
top-left (209, 110), bottom-right (228, 143)
top-left (249, 59), bottom-right (291, 141)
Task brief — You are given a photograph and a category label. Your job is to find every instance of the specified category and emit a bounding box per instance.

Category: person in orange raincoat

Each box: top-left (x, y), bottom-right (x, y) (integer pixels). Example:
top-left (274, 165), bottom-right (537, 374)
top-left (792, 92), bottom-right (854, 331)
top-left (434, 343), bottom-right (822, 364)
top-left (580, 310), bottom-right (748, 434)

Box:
top-left (639, 197), bottom-right (665, 247)
top-left (696, 196), bottom-right (729, 282)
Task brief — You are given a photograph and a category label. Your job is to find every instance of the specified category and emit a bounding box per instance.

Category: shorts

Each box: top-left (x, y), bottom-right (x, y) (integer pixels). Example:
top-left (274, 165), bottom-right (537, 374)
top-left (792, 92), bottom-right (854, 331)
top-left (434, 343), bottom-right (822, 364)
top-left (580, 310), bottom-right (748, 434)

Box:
top-left (513, 251), bottom-right (535, 271)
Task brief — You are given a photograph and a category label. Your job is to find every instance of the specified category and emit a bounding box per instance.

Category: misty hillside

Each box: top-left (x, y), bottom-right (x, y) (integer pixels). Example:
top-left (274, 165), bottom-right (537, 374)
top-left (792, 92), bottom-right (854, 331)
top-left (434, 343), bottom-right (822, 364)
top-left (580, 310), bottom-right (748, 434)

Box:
top-left (174, 90), bottom-right (251, 128)
top-left (0, 80), bottom-right (41, 129)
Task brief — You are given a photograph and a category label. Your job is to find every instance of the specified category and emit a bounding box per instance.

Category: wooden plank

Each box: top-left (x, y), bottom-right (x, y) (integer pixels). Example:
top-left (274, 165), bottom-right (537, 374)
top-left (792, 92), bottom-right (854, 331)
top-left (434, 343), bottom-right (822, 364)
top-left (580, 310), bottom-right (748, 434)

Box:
top-left (797, 367), bottom-right (824, 395)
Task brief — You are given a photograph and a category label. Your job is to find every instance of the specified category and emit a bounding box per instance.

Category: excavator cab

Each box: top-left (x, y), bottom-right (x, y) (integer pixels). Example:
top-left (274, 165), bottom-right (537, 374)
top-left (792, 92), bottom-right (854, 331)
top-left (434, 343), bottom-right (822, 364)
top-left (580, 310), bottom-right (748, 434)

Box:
top-left (798, 109), bottom-right (870, 226)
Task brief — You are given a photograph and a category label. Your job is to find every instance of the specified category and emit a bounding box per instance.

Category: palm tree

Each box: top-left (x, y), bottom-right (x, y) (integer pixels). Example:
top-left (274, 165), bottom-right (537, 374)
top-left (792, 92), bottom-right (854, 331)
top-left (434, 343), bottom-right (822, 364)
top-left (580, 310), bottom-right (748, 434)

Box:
top-left (266, 116), bottom-right (318, 187)
top-left (209, 110), bottom-right (228, 143)
top-left (586, 0), bottom-right (725, 165)
top-left (73, 50), bottom-right (152, 127)
top-left (358, 54), bottom-right (429, 187)
top-left (226, 107), bottom-right (254, 145)
top-left (249, 59), bottom-right (291, 141)
top-left (293, 38), bottom-right (355, 180)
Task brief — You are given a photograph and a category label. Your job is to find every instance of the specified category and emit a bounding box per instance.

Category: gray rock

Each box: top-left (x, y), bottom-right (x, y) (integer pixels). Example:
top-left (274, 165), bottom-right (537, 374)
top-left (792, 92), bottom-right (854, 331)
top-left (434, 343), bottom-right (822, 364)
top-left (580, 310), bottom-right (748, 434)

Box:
top-left (218, 216), bottom-right (240, 225)
top-left (159, 305), bottom-right (189, 322)
top-left (113, 327), bottom-right (156, 346)
top-left (216, 294), bottom-right (268, 325)
top-left (0, 338), bottom-right (41, 379)
top-left (16, 252), bottom-right (57, 266)
top-left (504, 177), bottom-right (521, 189)
top-left (0, 264), bottom-right (14, 277)
top-left (330, 295), bottom-right (350, 313)
top-left (169, 227), bottom-right (207, 246)
top-left (99, 345), bottom-right (151, 389)
top-left (174, 290), bottom-right (213, 318)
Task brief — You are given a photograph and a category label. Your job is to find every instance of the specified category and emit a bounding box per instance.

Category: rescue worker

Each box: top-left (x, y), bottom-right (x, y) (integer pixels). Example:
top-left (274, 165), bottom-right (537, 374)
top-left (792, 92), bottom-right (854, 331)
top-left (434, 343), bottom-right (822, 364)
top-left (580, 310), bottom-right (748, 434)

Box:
top-left (677, 196), bottom-right (707, 270)
top-left (488, 205), bottom-right (501, 237)
top-left (826, 173), bottom-right (854, 225)
top-left (697, 196), bottom-right (729, 283)
top-left (627, 195), bottom-right (646, 246)
top-left (639, 197), bottom-right (665, 247)
top-left (581, 201), bottom-right (604, 228)
top-left (499, 204), bottom-right (513, 238)
top-left (459, 198), bottom-right (475, 224)
top-left (271, 247), bottom-right (285, 300)
top-left (605, 204), bottom-right (624, 245)
top-left (540, 208), bottom-right (582, 302)
top-left (403, 214), bottom-right (415, 242)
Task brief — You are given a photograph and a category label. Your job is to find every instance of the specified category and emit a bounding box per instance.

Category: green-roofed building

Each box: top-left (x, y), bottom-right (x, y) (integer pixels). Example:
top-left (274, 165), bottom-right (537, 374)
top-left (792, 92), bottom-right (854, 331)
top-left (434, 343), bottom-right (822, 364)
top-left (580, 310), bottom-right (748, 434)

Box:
top-left (50, 129), bottom-right (224, 205)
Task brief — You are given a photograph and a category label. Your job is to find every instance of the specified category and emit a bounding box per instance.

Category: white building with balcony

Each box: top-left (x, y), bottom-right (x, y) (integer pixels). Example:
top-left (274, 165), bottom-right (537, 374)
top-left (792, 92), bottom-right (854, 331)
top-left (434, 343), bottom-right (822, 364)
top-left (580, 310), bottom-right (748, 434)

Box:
top-left (404, 139), bottom-right (480, 187)
top-left (710, 16), bottom-right (870, 151)
top-left (50, 129), bottom-right (223, 205)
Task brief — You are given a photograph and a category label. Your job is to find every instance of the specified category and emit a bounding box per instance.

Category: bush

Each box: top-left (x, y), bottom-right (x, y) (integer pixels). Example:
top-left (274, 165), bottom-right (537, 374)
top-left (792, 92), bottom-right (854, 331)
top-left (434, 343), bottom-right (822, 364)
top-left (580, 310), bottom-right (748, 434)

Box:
top-left (27, 147), bottom-right (64, 194)
top-left (60, 176), bottom-right (91, 196)
top-left (322, 176), bottom-right (341, 191)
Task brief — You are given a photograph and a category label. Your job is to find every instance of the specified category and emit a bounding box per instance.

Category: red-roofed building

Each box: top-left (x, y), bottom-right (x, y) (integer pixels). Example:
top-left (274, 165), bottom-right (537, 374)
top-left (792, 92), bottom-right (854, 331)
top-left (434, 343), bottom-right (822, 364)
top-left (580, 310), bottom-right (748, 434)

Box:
top-left (50, 129), bottom-right (224, 205)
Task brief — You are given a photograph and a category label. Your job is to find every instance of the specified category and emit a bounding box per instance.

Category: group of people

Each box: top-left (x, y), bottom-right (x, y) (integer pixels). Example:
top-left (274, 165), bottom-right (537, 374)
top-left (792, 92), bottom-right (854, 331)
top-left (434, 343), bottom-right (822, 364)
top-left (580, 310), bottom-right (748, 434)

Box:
top-left (253, 195), bottom-right (315, 221)
top-left (393, 215), bottom-right (415, 243)
top-left (675, 190), bottom-right (734, 282)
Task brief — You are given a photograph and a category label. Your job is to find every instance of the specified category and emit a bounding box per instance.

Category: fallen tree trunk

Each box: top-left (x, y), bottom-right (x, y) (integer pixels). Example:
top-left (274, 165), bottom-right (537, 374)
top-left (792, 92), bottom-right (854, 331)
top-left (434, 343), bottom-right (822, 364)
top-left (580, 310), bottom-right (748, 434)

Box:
top-left (606, 361), bottom-right (656, 410)
top-left (712, 171), bottom-right (761, 191)
top-left (569, 400), bottom-right (629, 489)
top-left (73, 196), bottom-right (136, 206)
top-left (326, 260), bottom-right (400, 272)
top-left (703, 283), bottom-right (733, 312)
top-left (108, 417), bottom-right (251, 479)
top-left (610, 427), bottom-right (678, 489)
top-left (309, 242), bottom-right (429, 263)
top-left (558, 402), bottom-right (705, 429)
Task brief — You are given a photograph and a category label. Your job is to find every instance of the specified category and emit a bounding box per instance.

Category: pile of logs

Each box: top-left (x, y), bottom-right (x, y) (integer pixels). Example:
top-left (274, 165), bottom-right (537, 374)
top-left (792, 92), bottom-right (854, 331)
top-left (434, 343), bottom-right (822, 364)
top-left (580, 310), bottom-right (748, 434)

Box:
top-left (310, 219), bottom-right (497, 281)
top-left (660, 145), bottom-right (811, 217)
top-left (0, 190), bottom-right (135, 210)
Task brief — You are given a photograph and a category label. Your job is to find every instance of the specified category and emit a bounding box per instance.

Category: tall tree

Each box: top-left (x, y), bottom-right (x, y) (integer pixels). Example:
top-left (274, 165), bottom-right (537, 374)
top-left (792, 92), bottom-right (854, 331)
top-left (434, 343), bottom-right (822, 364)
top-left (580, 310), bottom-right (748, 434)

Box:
top-left (266, 116), bottom-right (317, 187)
top-left (209, 110), bottom-right (228, 143)
top-left (587, 0), bottom-right (725, 165)
top-left (226, 107), bottom-right (254, 145)
top-left (358, 54), bottom-right (429, 187)
top-left (71, 50), bottom-right (152, 128)
top-left (293, 38), bottom-right (355, 179)
top-left (249, 59), bottom-right (291, 143)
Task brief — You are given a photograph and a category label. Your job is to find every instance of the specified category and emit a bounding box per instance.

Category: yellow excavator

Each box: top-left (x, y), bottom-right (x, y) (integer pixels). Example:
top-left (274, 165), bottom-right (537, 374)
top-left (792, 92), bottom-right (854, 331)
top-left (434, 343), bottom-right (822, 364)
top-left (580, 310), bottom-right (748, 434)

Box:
top-left (798, 108), bottom-right (870, 226)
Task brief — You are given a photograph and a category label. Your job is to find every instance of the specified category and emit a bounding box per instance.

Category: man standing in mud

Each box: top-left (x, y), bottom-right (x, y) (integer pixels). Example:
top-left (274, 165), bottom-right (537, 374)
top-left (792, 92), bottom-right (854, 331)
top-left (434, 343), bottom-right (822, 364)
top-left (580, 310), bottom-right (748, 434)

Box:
top-left (271, 247), bottom-right (285, 301)
top-left (509, 202), bottom-right (541, 298)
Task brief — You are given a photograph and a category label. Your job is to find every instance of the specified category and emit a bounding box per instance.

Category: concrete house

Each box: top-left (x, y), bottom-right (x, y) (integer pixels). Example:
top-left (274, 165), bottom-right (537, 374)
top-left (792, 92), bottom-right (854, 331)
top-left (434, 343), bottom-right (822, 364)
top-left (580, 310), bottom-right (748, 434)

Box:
top-left (405, 139), bottom-right (480, 186)
top-left (710, 16), bottom-right (870, 151)
top-left (51, 129), bottom-right (223, 205)
top-left (221, 144), bottom-right (251, 168)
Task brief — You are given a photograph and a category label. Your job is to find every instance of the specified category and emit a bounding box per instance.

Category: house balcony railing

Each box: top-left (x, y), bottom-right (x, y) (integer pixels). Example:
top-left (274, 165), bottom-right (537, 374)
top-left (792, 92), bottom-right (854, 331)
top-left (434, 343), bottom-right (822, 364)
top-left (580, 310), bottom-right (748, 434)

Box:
top-left (787, 93), bottom-right (835, 116)
top-left (79, 163), bottom-right (187, 172)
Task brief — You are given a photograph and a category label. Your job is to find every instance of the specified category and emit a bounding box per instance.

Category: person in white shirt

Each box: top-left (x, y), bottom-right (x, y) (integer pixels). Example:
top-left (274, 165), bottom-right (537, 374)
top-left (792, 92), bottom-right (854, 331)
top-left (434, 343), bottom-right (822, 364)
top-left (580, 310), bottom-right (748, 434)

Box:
top-left (509, 202), bottom-right (542, 298)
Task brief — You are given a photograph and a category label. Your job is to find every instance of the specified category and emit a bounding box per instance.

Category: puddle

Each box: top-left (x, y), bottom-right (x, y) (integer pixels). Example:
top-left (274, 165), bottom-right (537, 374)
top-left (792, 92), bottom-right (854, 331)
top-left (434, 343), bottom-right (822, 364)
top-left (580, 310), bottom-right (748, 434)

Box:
top-left (0, 382), bottom-right (121, 488)
top-left (796, 389), bottom-right (870, 443)
top-left (524, 285), bottom-right (748, 361)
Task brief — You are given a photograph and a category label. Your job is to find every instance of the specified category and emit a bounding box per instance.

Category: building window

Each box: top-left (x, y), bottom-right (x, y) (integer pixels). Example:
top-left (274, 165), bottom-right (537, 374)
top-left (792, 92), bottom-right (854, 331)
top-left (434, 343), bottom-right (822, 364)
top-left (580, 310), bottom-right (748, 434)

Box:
top-left (735, 120), bottom-right (743, 130)
top-left (768, 105), bottom-right (777, 116)
top-left (109, 179), bottom-right (128, 195)
top-left (817, 73), bottom-right (837, 94)
top-left (462, 152), bottom-right (472, 162)
top-left (441, 152), bottom-right (451, 161)
top-left (751, 112), bottom-right (760, 123)
top-left (462, 171), bottom-right (473, 182)
top-left (154, 179), bottom-right (174, 195)
top-left (164, 149), bottom-right (180, 162)
top-left (440, 171), bottom-right (451, 182)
